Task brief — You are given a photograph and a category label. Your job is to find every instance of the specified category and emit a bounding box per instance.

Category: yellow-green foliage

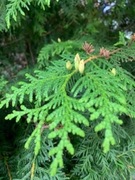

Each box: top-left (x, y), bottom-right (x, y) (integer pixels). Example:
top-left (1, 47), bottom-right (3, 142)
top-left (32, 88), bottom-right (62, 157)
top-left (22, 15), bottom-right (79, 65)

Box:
top-left (1, 41), bottom-right (135, 175)
top-left (1, 0), bottom-right (135, 178)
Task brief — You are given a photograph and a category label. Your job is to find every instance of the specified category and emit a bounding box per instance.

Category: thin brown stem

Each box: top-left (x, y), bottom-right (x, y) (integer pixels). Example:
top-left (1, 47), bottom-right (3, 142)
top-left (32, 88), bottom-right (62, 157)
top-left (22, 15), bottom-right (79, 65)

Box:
top-left (109, 48), bottom-right (121, 55)
top-left (1, 37), bottom-right (24, 47)
top-left (84, 48), bottom-right (121, 64)
top-left (84, 55), bottom-right (100, 64)
top-left (27, 40), bottom-right (35, 65)
top-left (4, 158), bottom-right (12, 180)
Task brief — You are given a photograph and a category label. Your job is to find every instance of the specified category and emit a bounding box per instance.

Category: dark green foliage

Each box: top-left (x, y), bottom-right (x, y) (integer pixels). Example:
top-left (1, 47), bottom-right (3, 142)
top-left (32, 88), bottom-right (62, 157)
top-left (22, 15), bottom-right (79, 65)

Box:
top-left (5, 0), bottom-right (59, 28)
top-left (72, 124), bottom-right (135, 180)
top-left (0, 120), bottom-right (68, 180)
top-left (0, 0), bottom-right (7, 31)
top-left (12, 129), bottom-right (69, 180)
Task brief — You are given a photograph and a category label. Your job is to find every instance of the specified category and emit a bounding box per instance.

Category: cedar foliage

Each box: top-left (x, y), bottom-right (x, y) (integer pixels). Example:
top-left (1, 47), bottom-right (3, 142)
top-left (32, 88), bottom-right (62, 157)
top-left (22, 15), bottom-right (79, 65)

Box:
top-left (0, 0), bottom-right (135, 179)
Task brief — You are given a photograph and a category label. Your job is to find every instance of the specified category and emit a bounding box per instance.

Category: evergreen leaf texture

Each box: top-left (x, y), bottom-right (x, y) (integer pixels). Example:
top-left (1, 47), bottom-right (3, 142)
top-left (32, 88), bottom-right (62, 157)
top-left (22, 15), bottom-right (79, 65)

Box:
top-left (71, 124), bottom-right (135, 180)
top-left (5, 0), bottom-right (59, 28)
top-left (0, 41), bottom-right (135, 175)
top-left (37, 40), bottom-right (81, 67)
top-left (0, 121), bottom-right (68, 180)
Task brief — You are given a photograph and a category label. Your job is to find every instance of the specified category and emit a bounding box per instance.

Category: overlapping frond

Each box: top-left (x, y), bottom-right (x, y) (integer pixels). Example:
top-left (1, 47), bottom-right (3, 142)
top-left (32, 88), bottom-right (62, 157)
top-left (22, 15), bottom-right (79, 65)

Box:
top-left (5, 0), bottom-right (59, 28)
top-left (0, 43), bottom-right (135, 175)
top-left (72, 125), bottom-right (135, 180)
top-left (37, 40), bottom-right (82, 67)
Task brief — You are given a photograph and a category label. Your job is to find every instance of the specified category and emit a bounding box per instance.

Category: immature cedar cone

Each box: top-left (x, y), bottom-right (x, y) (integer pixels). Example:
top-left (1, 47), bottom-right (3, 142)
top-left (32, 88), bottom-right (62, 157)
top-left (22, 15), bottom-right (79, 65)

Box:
top-left (111, 68), bottom-right (116, 76)
top-left (74, 53), bottom-right (81, 70)
top-left (78, 60), bottom-right (85, 74)
top-left (58, 38), bottom-right (61, 42)
top-left (100, 47), bottom-right (110, 59)
top-left (82, 41), bottom-right (95, 54)
top-left (66, 61), bottom-right (72, 70)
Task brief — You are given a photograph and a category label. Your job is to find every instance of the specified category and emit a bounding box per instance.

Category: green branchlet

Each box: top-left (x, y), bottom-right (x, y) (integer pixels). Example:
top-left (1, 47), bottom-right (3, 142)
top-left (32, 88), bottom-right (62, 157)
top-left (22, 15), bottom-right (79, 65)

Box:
top-left (0, 42), bottom-right (135, 175)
